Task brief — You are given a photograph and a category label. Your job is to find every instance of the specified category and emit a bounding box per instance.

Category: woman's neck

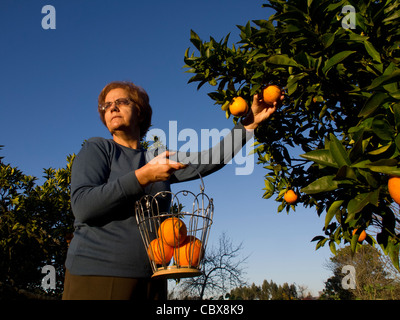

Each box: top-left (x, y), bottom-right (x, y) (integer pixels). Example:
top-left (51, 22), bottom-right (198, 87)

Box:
top-left (112, 131), bottom-right (140, 149)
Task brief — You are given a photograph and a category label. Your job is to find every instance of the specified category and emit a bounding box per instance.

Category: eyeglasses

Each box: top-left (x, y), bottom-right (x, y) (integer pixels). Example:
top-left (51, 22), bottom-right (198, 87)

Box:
top-left (99, 98), bottom-right (133, 112)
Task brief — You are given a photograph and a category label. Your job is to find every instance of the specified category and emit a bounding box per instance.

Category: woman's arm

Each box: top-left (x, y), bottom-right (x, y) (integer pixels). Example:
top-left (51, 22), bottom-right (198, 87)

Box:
top-left (70, 138), bottom-right (144, 224)
top-left (169, 121), bottom-right (253, 183)
top-left (169, 93), bottom-right (281, 183)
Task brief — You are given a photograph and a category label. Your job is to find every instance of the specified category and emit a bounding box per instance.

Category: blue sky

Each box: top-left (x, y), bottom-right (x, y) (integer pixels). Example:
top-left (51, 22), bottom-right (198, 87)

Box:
top-left (0, 0), bottom-right (333, 296)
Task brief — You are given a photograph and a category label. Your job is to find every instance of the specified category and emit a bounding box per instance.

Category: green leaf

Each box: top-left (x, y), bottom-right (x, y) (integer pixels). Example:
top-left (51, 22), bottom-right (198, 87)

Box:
top-left (325, 200), bottom-right (344, 229)
top-left (190, 29), bottom-right (202, 50)
top-left (311, 235), bottom-right (325, 242)
top-left (266, 55), bottom-right (300, 68)
top-left (389, 91), bottom-right (400, 99)
top-left (316, 238), bottom-right (328, 250)
top-left (320, 33), bottom-right (335, 49)
top-left (322, 51), bottom-right (356, 74)
top-left (336, 165), bottom-right (357, 180)
top-left (347, 190), bottom-right (379, 217)
top-left (382, 63), bottom-right (399, 93)
top-left (364, 41), bottom-right (382, 63)
top-left (371, 118), bottom-right (393, 141)
top-left (263, 179), bottom-right (274, 193)
top-left (287, 73), bottom-right (306, 96)
top-left (301, 175), bottom-right (341, 194)
top-left (367, 166), bottom-right (400, 176)
top-left (329, 241), bottom-right (337, 255)
top-left (251, 71), bottom-right (264, 80)
top-left (329, 133), bottom-right (351, 167)
top-left (221, 100), bottom-right (230, 111)
top-left (250, 83), bottom-right (262, 96)
top-left (358, 92), bottom-right (388, 118)
top-left (300, 149), bottom-right (338, 168)
top-left (244, 21), bottom-right (251, 38)
top-left (368, 159), bottom-right (398, 167)
top-left (382, 10), bottom-right (400, 23)
top-left (326, 0), bottom-right (347, 12)
top-left (367, 69), bottom-right (400, 90)
top-left (358, 169), bottom-right (379, 188)
top-left (396, 134), bottom-right (400, 151)
top-left (368, 143), bottom-right (392, 155)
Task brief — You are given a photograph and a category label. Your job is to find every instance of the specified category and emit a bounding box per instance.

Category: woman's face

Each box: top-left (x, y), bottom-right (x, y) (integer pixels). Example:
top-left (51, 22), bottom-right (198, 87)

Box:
top-left (103, 88), bottom-right (140, 138)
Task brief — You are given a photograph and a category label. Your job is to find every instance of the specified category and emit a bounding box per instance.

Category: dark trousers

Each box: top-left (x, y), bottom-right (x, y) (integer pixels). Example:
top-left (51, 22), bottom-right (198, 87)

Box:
top-left (62, 269), bottom-right (167, 300)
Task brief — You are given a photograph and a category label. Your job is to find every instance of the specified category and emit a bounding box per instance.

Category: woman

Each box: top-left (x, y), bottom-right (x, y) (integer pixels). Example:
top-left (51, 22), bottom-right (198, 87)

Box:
top-left (62, 81), bottom-right (279, 300)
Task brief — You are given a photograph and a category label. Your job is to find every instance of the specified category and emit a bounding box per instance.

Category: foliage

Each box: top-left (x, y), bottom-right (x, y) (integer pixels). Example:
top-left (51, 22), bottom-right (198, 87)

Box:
top-left (228, 280), bottom-right (299, 300)
top-left (321, 245), bottom-right (400, 299)
top-left (184, 0), bottom-right (400, 269)
top-left (0, 152), bottom-right (75, 299)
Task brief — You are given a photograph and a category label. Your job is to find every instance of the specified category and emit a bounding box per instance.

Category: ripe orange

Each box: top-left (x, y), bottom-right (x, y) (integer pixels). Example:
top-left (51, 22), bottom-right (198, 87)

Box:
top-left (262, 85), bottom-right (282, 106)
top-left (174, 236), bottom-right (203, 267)
top-left (147, 238), bottom-right (173, 265)
top-left (229, 97), bottom-right (249, 117)
top-left (284, 190), bottom-right (298, 204)
top-left (158, 217), bottom-right (187, 247)
top-left (352, 229), bottom-right (367, 242)
top-left (388, 176), bottom-right (400, 205)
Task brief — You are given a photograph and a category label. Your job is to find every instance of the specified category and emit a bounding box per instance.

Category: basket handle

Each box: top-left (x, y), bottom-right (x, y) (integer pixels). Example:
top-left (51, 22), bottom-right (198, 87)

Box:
top-left (188, 163), bottom-right (205, 193)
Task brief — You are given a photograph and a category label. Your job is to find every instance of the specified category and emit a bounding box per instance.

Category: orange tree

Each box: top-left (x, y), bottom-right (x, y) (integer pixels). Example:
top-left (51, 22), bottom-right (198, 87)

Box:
top-left (0, 151), bottom-right (75, 298)
top-left (184, 0), bottom-right (400, 269)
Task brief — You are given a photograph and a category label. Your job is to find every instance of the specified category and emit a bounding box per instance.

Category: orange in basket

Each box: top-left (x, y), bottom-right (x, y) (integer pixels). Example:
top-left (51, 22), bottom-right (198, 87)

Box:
top-left (158, 217), bottom-right (187, 247)
top-left (174, 236), bottom-right (203, 267)
top-left (147, 239), bottom-right (173, 265)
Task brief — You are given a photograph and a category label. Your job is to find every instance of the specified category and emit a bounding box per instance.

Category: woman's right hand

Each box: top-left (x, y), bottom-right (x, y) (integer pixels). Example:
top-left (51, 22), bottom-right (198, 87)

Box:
top-left (135, 151), bottom-right (187, 187)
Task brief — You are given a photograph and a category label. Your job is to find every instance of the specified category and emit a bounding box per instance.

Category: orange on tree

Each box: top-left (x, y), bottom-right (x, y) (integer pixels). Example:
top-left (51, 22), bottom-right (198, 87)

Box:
top-left (388, 176), bottom-right (400, 205)
top-left (158, 217), bottom-right (187, 247)
top-left (352, 229), bottom-right (367, 242)
top-left (284, 189), bottom-right (298, 204)
top-left (147, 238), bottom-right (173, 265)
top-left (262, 85), bottom-right (282, 106)
top-left (174, 236), bottom-right (203, 267)
top-left (229, 97), bottom-right (249, 117)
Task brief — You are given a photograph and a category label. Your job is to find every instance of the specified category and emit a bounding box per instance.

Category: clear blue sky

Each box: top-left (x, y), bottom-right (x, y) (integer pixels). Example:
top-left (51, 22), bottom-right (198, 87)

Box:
top-left (0, 0), bottom-right (333, 296)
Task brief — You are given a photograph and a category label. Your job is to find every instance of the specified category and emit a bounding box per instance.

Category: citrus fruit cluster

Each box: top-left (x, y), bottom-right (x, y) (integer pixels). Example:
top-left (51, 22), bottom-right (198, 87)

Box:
top-left (228, 84), bottom-right (282, 117)
top-left (147, 217), bottom-right (203, 267)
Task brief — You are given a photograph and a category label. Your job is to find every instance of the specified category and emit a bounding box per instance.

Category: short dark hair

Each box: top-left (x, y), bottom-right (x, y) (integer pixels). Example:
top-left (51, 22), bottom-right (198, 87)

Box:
top-left (98, 81), bottom-right (152, 139)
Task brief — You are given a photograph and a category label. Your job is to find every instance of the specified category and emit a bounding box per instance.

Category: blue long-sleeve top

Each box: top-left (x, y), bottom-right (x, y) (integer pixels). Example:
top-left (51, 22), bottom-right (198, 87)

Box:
top-left (65, 122), bottom-right (253, 278)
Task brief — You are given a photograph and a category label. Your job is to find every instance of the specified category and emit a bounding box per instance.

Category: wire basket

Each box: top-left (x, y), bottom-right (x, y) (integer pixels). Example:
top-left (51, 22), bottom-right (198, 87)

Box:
top-left (135, 169), bottom-right (214, 279)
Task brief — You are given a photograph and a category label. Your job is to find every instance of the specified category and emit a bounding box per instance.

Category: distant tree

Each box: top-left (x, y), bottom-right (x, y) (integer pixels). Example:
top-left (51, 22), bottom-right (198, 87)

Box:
top-left (228, 279), bottom-right (298, 300)
top-left (321, 245), bottom-right (400, 299)
top-left (175, 232), bottom-right (248, 300)
top-left (0, 152), bottom-right (75, 299)
top-left (229, 283), bottom-right (260, 300)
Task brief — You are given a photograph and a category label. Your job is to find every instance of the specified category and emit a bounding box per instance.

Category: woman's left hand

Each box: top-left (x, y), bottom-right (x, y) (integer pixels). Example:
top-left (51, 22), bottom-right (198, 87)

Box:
top-left (242, 93), bottom-right (284, 130)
